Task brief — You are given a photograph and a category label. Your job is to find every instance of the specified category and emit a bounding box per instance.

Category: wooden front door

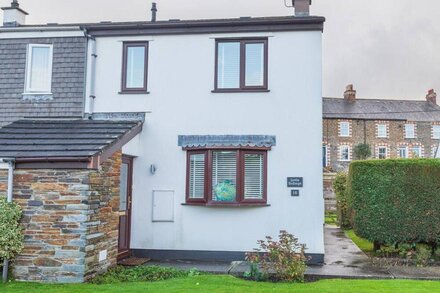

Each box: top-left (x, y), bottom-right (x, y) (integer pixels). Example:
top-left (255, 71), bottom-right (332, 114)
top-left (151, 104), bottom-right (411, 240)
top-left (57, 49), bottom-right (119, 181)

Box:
top-left (118, 156), bottom-right (133, 260)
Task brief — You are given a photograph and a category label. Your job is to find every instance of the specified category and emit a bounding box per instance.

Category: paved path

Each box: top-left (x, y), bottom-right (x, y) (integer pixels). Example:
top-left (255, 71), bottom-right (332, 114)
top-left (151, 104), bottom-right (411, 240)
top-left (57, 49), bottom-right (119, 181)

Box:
top-left (145, 226), bottom-right (440, 280)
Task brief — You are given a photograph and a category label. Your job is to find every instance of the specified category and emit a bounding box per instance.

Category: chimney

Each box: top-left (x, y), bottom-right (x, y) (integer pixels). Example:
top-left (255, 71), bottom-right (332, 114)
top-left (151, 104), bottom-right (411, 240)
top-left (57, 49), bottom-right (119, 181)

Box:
top-left (344, 84), bottom-right (356, 102)
top-left (151, 2), bottom-right (157, 22)
top-left (292, 0), bottom-right (311, 17)
top-left (426, 89), bottom-right (437, 104)
top-left (1, 0), bottom-right (28, 27)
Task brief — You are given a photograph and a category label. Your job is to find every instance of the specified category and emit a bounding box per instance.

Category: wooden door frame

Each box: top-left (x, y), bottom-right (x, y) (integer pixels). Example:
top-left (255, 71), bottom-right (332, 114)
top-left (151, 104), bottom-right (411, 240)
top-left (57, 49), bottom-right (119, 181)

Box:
top-left (118, 155), bottom-right (134, 260)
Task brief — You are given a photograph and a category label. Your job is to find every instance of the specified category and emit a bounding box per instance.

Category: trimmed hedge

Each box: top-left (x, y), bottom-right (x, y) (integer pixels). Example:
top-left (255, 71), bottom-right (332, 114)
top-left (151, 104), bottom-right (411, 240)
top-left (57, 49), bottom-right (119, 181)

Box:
top-left (347, 159), bottom-right (440, 246)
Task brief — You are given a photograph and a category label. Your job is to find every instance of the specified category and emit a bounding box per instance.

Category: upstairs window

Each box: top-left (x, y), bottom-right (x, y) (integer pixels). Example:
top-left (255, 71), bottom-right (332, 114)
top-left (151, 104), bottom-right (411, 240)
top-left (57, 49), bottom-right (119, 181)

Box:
top-left (339, 121), bottom-right (351, 137)
top-left (25, 44), bottom-right (53, 94)
top-left (186, 149), bottom-right (267, 205)
top-left (377, 124), bottom-right (388, 138)
top-left (433, 125), bottom-right (440, 139)
top-left (215, 39), bottom-right (268, 92)
top-left (121, 42), bottom-right (149, 93)
top-left (405, 123), bottom-right (416, 139)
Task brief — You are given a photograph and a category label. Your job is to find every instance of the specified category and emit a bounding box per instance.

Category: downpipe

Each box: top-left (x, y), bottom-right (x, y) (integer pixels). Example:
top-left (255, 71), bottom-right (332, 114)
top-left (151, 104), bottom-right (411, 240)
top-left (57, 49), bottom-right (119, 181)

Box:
top-left (1, 159), bottom-right (15, 283)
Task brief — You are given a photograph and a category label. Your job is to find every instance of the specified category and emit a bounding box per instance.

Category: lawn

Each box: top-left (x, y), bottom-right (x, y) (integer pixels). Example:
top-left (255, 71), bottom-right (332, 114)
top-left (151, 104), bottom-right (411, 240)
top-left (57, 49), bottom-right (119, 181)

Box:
top-left (345, 229), bottom-right (374, 254)
top-left (2, 275), bottom-right (440, 293)
top-left (325, 211), bottom-right (338, 226)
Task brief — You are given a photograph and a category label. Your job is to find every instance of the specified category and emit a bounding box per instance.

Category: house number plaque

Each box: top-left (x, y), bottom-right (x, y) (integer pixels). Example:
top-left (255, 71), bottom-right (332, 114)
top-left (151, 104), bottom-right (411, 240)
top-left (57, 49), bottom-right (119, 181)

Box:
top-left (287, 177), bottom-right (303, 188)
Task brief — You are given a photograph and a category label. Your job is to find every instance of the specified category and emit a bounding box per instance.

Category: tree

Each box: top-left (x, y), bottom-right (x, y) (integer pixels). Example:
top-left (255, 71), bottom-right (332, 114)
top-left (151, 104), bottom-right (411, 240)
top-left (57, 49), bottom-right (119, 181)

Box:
top-left (353, 143), bottom-right (372, 160)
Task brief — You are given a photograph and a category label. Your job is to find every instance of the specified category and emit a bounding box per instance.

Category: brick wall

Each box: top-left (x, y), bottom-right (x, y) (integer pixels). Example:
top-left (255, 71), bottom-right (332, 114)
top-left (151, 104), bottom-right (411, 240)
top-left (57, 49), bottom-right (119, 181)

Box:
top-left (0, 37), bottom-right (87, 126)
top-left (0, 151), bottom-right (121, 283)
top-left (323, 119), bottom-right (440, 172)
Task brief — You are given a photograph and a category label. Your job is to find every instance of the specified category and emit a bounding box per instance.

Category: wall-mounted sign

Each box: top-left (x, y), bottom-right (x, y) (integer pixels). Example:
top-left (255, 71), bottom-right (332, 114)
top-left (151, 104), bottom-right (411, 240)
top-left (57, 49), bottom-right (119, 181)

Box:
top-left (291, 190), bottom-right (300, 197)
top-left (287, 177), bottom-right (303, 188)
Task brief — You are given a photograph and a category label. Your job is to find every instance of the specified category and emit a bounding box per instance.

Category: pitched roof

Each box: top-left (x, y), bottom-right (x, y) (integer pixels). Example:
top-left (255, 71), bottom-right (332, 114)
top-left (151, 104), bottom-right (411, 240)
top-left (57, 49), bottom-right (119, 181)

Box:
top-left (0, 119), bottom-right (143, 168)
top-left (323, 98), bottom-right (440, 121)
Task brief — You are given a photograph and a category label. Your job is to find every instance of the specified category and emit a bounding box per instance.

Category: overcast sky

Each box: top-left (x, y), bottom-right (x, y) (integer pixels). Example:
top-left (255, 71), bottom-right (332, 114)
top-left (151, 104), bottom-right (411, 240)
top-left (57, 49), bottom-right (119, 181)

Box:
top-left (1, 0), bottom-right (439, 100)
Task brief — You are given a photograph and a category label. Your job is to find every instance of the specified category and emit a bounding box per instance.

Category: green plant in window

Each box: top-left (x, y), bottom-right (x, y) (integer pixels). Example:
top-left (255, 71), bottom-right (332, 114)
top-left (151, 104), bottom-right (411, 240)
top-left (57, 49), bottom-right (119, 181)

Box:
top-left (213, 180), bottom-right (236, 202)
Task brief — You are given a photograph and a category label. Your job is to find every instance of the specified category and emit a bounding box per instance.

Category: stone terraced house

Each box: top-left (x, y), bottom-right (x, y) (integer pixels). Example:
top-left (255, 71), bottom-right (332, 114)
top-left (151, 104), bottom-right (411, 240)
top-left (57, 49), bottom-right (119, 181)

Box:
top-left (0, 0), bottom-right (326, 283)
top-left (323, 85), bottom-right (440, 172)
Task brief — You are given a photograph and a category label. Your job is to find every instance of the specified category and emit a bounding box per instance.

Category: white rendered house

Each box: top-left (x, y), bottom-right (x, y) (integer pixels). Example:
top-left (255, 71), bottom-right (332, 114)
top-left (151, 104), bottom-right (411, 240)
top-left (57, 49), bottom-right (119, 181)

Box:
top-left (83, 2), bottom-right (326, 264)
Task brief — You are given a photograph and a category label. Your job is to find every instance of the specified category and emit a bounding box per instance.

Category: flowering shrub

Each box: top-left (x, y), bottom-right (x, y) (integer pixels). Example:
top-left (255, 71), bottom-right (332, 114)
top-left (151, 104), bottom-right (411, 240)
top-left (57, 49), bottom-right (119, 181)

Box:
top-left (245, 230), bottom-right (308, 282)
top-left (0, 198), bottom-right (24, 262)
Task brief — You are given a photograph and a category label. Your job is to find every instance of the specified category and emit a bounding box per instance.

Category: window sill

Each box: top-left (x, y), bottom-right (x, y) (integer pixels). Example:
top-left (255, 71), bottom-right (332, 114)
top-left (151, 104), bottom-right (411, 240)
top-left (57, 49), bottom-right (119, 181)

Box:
top-left (211, 89), bottom-right (270, 93)
top-left (182, 202), bottom-right (270, 207)
top-left (22, 93), bottom-right (53, 100)
top-left (118, 91), bottom-right (150, 95)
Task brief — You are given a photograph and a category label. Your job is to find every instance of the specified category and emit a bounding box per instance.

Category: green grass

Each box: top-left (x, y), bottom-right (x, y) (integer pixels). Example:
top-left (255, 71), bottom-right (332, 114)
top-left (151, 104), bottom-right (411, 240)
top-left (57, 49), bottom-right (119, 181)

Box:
top-left (345, 229), bottom-right (374, 254)
top-left (1, 275), bottom-right (440, 292)
top-left (325, 211), bottom-right (338, 226)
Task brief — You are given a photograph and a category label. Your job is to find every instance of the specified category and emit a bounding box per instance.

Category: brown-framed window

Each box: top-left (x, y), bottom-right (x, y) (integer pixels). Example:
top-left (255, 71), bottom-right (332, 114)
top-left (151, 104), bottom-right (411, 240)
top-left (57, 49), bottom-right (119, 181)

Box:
top-left (121, 42), bottom-right (149, 94)
top-left (186, 148), bottom-right (268, 205)
top-left (214, 38), bottom-right (268, 92)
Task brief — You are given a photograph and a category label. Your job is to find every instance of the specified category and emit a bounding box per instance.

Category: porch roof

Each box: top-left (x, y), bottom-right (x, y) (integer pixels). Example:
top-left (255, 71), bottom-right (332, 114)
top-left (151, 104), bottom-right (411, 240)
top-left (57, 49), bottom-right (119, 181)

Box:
top-left (0, 119), bottom-right (143, 169)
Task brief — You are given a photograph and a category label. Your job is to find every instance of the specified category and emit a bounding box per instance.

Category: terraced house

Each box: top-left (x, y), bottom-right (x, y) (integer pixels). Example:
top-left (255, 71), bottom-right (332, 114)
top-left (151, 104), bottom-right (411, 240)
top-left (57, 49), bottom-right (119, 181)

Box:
top-left (0, 0), bottom-right (326, 283)
top-left (323, 85), bottom-right (440, 172)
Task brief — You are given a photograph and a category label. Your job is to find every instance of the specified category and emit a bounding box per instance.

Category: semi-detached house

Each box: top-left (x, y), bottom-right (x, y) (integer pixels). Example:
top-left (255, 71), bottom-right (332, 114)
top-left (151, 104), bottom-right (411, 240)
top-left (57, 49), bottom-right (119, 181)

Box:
top-left (0, 0), bottom-right (325, 282)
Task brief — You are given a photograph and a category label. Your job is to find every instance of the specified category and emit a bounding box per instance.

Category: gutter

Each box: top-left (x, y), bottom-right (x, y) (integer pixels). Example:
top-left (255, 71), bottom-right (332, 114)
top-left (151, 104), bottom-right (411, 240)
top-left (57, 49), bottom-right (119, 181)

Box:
top-left (0, 26), bottom-right (81, 33)
top-left (1, 158), bottom-right (15, 283)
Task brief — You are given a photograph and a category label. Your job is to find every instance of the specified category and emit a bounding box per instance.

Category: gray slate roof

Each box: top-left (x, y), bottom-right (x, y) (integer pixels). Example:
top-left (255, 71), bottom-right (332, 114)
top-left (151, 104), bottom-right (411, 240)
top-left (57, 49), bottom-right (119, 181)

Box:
top-left (0, 119), bottom-right (142, 159)
top-left (323, 98), bottom-right (440, 121)
top-left (178, 135), bottom-right (276, 148)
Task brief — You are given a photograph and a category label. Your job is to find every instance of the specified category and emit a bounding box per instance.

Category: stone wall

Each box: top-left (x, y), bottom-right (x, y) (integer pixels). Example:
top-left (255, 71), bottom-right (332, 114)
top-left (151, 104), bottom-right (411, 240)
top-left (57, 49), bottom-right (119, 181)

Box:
top-left (0, 151), bottom-right (121, 283)
top-left (323, 119), bottom-right (440, 172)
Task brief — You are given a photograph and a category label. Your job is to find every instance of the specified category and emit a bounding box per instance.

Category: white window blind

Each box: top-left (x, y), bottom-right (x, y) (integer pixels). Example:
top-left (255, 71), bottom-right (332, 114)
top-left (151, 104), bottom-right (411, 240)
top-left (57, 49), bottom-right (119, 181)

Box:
top-left (244, 153), bottom-right (264, 200)
top-left (126, 46), bottom-right (146, 88)
top-left (405, 124), bottom-right (415, 139)
top-left (189, 154), bottom-right (205, 199)
top-left (212, 151), bottom-right (237, 201)
top-left (26, 44), bottom-right (53, 93)
top-left (217, 42), bottom-right (240, 89)
top-left (245, 43), bottom-right (264, 87)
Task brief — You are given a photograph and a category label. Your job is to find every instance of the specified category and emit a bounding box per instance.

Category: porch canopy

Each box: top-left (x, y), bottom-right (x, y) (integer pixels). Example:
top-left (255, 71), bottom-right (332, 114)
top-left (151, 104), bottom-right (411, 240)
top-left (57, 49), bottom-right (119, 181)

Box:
top-left (0, 118), bottom-right (143, 169)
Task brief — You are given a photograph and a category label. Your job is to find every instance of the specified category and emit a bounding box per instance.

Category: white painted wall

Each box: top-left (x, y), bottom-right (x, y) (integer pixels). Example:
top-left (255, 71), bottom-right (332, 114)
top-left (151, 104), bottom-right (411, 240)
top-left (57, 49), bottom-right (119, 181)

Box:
top-left (89, 30), bottom-right (324, 255)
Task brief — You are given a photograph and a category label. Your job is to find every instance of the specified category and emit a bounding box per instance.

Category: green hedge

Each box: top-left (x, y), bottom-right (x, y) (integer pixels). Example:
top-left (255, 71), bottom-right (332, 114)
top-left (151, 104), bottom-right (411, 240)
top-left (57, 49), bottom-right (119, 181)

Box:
top-left (347, 159), bottom-right (440, 245)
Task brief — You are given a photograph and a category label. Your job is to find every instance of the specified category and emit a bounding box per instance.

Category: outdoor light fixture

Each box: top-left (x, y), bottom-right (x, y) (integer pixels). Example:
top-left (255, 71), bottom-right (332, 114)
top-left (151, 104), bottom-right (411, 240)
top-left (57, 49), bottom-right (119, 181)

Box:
top-left (150, 164), bottom-right (157, 175)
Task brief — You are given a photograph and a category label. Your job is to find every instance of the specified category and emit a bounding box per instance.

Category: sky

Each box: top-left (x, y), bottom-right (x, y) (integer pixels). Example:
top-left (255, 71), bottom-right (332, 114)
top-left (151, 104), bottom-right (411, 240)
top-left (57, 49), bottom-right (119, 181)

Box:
top-left (1, 0), bottom-right (439, 100)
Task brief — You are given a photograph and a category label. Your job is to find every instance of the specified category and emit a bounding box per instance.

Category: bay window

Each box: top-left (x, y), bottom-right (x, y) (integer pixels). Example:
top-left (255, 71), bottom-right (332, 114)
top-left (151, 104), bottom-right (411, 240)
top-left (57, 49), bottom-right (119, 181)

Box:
top-left (186, 149), bottom-right (267, 205)
top-left (215, 38), bottom-right (268, 92)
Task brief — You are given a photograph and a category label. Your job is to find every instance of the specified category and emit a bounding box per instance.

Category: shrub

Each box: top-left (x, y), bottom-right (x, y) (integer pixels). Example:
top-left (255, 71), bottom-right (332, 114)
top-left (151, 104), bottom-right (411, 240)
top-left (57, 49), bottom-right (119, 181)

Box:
top-left (91, 265), bottom-right (198, 284)
top-left (333, 173), bottom-right (351, 229)
top-left (245, 230), bottom-right (308, 283)
top-left (0, 198), bottom-right (24, 262)
top-left (347, 159), bottom-right (440, 247)
top-left (353, 143), bottom-right (372, 160)
top-left (415, 245), bottom-right (432, 267)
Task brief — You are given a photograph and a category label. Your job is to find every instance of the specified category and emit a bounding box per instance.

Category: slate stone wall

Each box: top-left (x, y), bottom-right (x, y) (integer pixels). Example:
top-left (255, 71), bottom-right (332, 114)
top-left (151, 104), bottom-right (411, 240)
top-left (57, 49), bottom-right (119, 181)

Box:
top-left (0, 151), bottom-right (121, 283)
top-left (0, 37), bottom-right (87, 127)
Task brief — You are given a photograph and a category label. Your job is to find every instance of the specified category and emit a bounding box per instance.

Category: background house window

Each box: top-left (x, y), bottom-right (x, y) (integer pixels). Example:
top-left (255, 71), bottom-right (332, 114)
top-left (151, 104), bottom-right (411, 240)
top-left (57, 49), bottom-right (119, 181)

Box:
top-left (398, 146), bottom-right (408, 158)
top-left (121, 42), bottom-right (148, 93)
top-left (433, 125), bottom-right (440, 139)
top-left (339, 121), bottom-right (351, 137)
top-left (411, 146), bottom-right (422, 158)
top-left (339, 145), bottom-right (351, 161)
top-left (25, 44), bottom-right (53, 93)
top-left (405, 124), bottom-right (416, 139)
top-left (186, 149), bottom-right (267, 205)
top-left (432, 146), bottom-right (439, 158)
top-left (215, 39), bottom-right (268, 91)
top-left (377, 124), bottom-right (388, 138)
top-left (377, 146), bottom-right (387, 159)
top-left (322, 145), bottom-right (329, 167)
